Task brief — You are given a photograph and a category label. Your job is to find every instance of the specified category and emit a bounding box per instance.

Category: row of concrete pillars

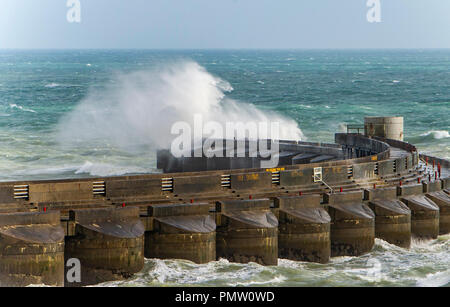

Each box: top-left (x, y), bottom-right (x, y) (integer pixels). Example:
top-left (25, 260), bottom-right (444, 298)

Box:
top-left (0, 181), bottom-right (448, 287)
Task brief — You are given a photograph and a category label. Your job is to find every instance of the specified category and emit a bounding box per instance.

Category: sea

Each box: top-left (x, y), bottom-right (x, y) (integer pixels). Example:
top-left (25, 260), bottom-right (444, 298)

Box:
top-left (0, 49), bottom-right (448, 287)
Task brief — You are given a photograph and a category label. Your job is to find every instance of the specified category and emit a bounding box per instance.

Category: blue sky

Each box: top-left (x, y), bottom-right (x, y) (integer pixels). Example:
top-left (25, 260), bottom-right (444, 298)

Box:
top-left (1, 0), bottom-right (449, 49)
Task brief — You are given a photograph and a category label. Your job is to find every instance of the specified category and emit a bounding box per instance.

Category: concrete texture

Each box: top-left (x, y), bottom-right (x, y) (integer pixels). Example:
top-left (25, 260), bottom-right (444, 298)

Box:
top-left (0, 211), bottom-right (64, 287)
top-left (145, 203), bottom-right (216, 263)
top-left (216, 199), bottom-right (278, 266)
top-left (64, 207), bottom-right (145, 287)
top-left (274, 195), bottom-right (331, 263)
top-left (324, 192), bottom-right (375, 257)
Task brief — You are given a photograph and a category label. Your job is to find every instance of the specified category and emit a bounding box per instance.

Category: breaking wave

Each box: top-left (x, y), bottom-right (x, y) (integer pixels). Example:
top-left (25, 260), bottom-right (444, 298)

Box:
top-left (9, 103), bottom-right (36, 113)
top-left (95, 237), bottom-right (449, 287)
top-left (420, 130), bottom-right (450, 140)
top-left (57, 61), bottom-right (305, 152)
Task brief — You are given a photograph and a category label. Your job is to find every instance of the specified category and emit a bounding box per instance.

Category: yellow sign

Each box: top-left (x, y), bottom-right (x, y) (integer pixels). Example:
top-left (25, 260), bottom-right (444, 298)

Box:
top-left (265, 168), bottom-right (285, 173)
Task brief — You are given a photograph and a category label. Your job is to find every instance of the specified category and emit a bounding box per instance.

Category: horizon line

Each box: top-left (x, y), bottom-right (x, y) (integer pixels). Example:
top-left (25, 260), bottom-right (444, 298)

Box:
top-left (1, 47), bottom-right (450, 51)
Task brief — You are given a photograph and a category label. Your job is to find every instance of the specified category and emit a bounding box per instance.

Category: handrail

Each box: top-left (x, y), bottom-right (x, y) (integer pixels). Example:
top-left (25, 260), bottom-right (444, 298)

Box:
top-left (313, 174), bottom-right (335, 194)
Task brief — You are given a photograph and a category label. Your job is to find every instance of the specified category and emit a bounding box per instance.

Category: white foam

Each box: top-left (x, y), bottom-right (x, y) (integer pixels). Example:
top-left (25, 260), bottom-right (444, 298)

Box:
top-left (44, 83), bottom-right (60, 88)
top-left (420, 130), bottom-right (450, 139)
top-left (9, 104), bottom-right (36, 113)
top-left (416, 270), bottom-right (450, 287)
top-left (75, 161), bottom-right (149, 177)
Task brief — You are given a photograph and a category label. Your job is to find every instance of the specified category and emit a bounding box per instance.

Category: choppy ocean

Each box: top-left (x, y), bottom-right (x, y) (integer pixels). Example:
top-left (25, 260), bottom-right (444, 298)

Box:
top-left (1, 50), bottom-right (449, 287)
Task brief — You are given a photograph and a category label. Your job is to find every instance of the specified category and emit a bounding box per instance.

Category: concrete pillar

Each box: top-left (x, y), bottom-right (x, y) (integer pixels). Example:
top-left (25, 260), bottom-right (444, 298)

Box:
top-left (398, 184), bottom-right (440, 239)
top-left (365, 117), bottom-right (404, 141)
top-left (65, 207), bottom-right (145, 286)
top-left (0, 211), bottom-right (64, 287)
top-left (425, 191), bottom-right (450, 235)
top-left (423, 180), bottom-right (442, 193)
top-left (145, 203), bottom-right (216, 263)
top-left (216, 199), bottom-right (278, 266)
top-left (274, 195), bottom-right (331, 264)
top-left (324, 191), bottom-right (375, 257)
top-left (442, 178), bottom-right (449, 191)
top-left (364, 187), bottom-right (411, 248)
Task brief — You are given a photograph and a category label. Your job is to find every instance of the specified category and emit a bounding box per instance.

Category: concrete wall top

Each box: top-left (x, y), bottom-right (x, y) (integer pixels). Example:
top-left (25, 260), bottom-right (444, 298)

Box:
top-left (423, 180), bottom-right (442, 193)
top-left (324, 191), bottom-right (364, 205)
top-left (274, 194), bottom-right (320, 209)
top-left (0, 211), bottom-right (60, 226)
top-left (69, 207), bottom-right (140, 223)
top-left (364, 187), bottom-right (397, 201)
top-left (217, 199), bottom-right (271, 212)
top-left (148, 203), bottom-right (211, 217)
top-left (397, 184), bottom-right (423, 196)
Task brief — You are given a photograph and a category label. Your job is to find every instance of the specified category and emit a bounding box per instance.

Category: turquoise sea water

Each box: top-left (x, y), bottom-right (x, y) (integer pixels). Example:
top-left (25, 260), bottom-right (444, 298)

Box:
top-left (0, 50), bottom-right (448, 181)
top-left (1, 50), bottom-right (449, 287)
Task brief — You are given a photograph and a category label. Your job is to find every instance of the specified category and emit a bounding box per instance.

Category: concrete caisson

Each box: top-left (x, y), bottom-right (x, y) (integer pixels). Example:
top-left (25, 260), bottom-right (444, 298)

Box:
top-left (145, 203), bottom-right (216, 263)
top-left (216, 199), bottom-right (278, 265)
top-left (0, 211), bottom-right (65, 287)
top-left (365, 116), bottom-right (404, 141)
top-left (64, 207), bottom-right (145, 286)
top-left (274, 195), bottom-right (331, 263)
top-left (425, 191), bottom-right (450, 235)
top-left (364, 187), bottom-right (411, 248)
top-left (324, 191), bottom-right (375, 257)
top-left (398, 184), bottom-right (440, 239)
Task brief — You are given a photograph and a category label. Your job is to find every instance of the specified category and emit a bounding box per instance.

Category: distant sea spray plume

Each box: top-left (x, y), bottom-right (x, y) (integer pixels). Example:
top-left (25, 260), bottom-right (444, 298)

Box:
top-left (56, 61), bottom-right (304, 154)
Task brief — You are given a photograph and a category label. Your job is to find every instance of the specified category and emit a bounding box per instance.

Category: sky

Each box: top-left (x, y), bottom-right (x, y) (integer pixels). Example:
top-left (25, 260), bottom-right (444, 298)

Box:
top-left (1, 0), bottom-right (449, 49)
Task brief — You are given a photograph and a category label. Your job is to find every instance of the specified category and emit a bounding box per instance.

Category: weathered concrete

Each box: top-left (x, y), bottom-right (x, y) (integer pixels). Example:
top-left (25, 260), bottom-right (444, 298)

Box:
top-left (230, 172), bottom-right (272, 191)
top-left (442, 178), bottom-right (450, 190)
top-left (173, 175), bottom-right (222, 195)
top-left (425, 191), bottom-right (450, 235)
top-left (377, 160), bottom-right (395, 177)
top-left (353, 163), bottom-right (375, 180)
top-left (364, 187), bottom-right (411, 248)
top-left (279, 169), bottom-right (314, 187)
top-left (65, 207), bottom-right (145, 286)
top-left (145, 203), bottom-right (216, 263)
top-left (394, 158), bottom-right (407, 175)
top-left (322, 166), bottom-right (348, 184)
top-left (365, 116), bottom-right (404, 141)
top-left (0, 211), bottom-right (65, 287)
top-left (106, 178), bottom-right (162, 199)
top-left (274, 195), bottom-right (331, 263)
top-left (397, 184), bottom-right (423, 197)
top-left (216, 199), bottom-right (278, 265)
top-left (399, 187), bottom-right (440, 239)
top-left (29, 182), bottom-right (93, 204)
top-left (324, 191), bottom-right (375, 257)
top-left (423, 180), bottom-right (442, 193)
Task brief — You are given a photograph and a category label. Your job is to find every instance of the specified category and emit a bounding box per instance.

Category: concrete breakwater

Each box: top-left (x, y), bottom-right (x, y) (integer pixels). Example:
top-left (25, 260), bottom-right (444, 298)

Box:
top-left (0, 121), bottom-right (449, 286)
